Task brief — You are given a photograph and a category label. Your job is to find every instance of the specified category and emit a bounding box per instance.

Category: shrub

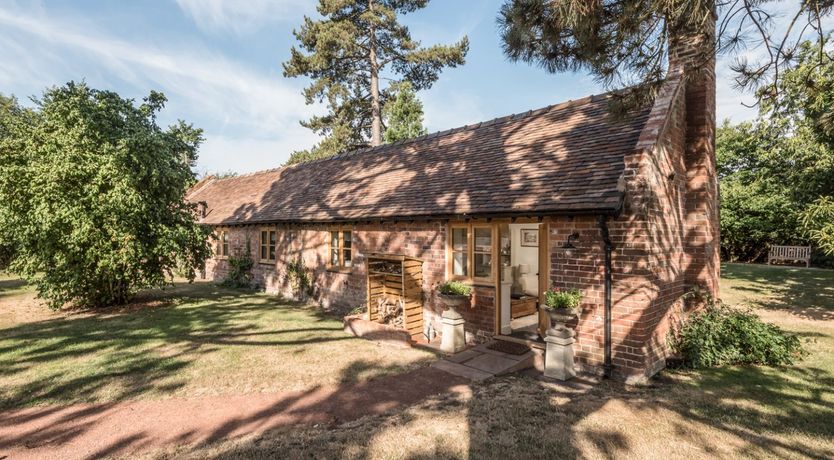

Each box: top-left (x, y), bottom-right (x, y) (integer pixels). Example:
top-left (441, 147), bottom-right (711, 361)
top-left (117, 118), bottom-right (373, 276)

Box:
top-left (0, 84), bottom-right (212, 308)
top-left (221, 241), bottom-right (254, 289)
top-left (670, 303), bottom-right (804, 368)
top-left (437, 281), bottom-right (472, 296)
top-left (543, 287), bottom-right (582, 311)
top-left (287, 257), bottom-right (312, 298)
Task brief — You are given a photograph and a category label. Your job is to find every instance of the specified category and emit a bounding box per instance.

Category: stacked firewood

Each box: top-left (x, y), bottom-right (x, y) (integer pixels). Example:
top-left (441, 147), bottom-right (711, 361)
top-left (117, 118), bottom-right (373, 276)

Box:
top-left (376, 297), bottom-right (404, 328)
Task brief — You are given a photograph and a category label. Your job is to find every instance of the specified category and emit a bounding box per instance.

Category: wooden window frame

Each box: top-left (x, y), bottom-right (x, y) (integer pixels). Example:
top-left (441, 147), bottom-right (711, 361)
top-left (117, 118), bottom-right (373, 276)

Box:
top-left (328, 228), bottom-right (353, 271)
top-left (447, 223), bottom-right (495, 285)
top-left (259, 227), bottom-right (277, 264)
top-left (216, 230), bottom-right (229, 259)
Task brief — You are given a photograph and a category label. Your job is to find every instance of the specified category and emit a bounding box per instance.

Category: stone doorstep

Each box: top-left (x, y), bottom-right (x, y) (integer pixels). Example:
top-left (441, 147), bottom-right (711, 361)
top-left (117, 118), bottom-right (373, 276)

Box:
top-left (432, 341), bottom-right (538, 381)
top-left (472, 343), bottom-right (534, 362)
top-left (431, 359), bottom-right (493, 382)
top-left (462, 353), bottom-right (526, 375)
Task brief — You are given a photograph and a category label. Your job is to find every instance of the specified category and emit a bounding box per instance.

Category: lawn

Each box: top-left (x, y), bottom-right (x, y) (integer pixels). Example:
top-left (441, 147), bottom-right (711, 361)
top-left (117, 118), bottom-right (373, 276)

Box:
top-left (149, 263), bottom-right (834, 460)
top-left (0, 273), bottom-right (434, 409)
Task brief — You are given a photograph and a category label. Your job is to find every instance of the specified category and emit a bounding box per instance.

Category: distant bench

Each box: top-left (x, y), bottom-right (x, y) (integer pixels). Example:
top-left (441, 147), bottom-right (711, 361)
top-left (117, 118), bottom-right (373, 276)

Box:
top-left (768, 245), bottom-right (811, 267)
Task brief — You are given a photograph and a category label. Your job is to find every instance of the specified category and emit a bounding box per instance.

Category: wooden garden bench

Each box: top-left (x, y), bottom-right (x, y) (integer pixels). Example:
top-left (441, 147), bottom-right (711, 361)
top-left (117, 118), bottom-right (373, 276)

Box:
top-left (768, 245), bottom-right (811, 267)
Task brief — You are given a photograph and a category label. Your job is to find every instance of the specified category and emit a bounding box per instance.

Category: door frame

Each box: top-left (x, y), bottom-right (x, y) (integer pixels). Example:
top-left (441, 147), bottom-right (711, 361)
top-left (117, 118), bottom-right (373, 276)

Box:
top-left (493, 219), bottom-right (550, 335)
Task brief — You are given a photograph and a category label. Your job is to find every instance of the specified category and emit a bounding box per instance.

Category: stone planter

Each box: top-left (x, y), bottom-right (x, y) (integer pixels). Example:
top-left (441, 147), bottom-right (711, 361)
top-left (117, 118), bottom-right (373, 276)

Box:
top-left (436, 293), bottom-right (469, 354)
top-left (541, 307), bottom-right (578, 381)
top-left (437, 293), bottom-right (470, 310)
top-left (543, 306), bottom-right (577, 331)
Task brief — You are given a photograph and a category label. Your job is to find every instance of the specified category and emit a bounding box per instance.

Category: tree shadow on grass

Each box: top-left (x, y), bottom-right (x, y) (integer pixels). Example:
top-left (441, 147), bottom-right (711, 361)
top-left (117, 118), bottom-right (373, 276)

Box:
top-left (0, 282), bottom-right (352, 411)
top-left (721, 264), bottom-right (834, 321)
top-left (158, 361), bottom-right (834, 459)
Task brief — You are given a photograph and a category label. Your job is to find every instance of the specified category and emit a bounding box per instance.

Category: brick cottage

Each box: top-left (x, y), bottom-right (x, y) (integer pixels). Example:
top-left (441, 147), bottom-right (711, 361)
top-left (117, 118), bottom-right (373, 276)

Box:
top-left (187, 32), bottom-right (719, 383)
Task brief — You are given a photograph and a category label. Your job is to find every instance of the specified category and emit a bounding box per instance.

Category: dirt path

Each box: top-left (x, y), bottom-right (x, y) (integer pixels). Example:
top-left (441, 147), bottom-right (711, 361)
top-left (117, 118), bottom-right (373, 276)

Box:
top-left (0, 367), bottom-right (469, 460)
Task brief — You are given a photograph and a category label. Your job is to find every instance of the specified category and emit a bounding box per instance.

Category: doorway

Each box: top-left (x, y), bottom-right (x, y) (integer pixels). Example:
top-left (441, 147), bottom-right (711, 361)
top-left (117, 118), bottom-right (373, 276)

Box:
top-left (498, 222), bottom-right (546, 341)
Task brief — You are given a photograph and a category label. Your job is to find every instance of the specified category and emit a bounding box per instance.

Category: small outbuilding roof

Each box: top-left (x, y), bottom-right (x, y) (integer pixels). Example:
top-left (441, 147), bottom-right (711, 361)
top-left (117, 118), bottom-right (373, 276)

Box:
top-left (188, 92), bottom-right (654, 225)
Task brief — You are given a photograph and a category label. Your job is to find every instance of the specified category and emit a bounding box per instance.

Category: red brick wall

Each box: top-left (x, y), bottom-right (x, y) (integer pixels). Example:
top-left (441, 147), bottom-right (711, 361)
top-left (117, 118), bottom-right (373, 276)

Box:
top-left (205, 222), bottom-right (496, 340)
top-left (548, 65), bottom-right (700, 382)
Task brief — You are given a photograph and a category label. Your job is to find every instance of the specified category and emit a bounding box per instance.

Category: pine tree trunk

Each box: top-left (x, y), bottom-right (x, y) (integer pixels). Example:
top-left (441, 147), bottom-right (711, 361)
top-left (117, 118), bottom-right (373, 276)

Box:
top-left (369, 0), bottom-right (382, 147)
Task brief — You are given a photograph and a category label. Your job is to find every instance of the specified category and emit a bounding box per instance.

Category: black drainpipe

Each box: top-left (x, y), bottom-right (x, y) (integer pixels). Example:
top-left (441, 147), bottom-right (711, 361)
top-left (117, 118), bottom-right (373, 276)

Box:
top-left (597, 215), bottom-right (614, 378)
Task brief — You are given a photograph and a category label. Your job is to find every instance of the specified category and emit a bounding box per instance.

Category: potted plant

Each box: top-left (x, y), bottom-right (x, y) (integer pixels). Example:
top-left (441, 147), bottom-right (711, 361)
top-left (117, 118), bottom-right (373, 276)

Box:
top-left (542, 287), bottom-right (582, 328)
top-left (436, 281), bottom-right (473, 310)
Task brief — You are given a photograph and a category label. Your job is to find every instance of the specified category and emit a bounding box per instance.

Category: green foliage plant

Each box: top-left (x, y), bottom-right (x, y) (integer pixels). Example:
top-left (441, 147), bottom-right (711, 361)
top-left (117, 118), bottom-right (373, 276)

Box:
top-left (437, 281), bottom-right (472, 297)
top-left (543, 287), bottom-right (582, 312)
top-left (670, 294), bottom-right (805, 368)
top-left (287, 257), bottom-right (312, 298)
top-left (220, 239), bottom-right (254, 289)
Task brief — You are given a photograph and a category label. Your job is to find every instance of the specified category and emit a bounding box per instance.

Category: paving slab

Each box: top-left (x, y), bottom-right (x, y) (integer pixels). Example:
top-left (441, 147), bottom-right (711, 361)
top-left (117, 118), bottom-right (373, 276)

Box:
top-left (445, 348), bottom-right (482, 364)
top-left (431, 359), bottom-right (493, 382)
top-left (462, 353), bottom-right (522, 375)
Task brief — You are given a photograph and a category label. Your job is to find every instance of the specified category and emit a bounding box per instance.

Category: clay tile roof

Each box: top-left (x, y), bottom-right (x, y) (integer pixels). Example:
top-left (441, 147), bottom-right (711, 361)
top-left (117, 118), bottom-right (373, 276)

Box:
top-left (188, 92), bottom-right (653, 225)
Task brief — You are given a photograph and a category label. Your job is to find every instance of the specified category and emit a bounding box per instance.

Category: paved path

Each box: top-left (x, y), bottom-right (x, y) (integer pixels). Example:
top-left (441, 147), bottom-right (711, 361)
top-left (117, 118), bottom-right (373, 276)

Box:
top-left (431, 342), bottom-right (539, 381)
top-left (0, 367), bottom-right (469, 460)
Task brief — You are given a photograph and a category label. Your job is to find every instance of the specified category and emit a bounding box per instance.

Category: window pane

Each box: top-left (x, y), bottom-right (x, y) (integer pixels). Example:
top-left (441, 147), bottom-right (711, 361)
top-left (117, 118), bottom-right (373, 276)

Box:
top-left (452, 228), bottom-right (468, 251)
top-left (453, 251), bottom-right (468, 276)
top-left (261, 245), bottom-right (267, 260)
top-left (261, 231), bottom-right (267, 245)
top-left (343, 231), bottom-right (351, 248)
top-left (269, 231), bottom-right (277, 245)
top-left (474, 228), bottom-right (492, 253)
top-left (331, 249), bottom-right (339, 266)
top-left (268, 245), bottom-right (276, 261)
top-left (331, 231), bottom-right (339, 250)
top-left (343, 249), bottom-right (352, 267)
top-left (474, 253), bottom-right (492, 278)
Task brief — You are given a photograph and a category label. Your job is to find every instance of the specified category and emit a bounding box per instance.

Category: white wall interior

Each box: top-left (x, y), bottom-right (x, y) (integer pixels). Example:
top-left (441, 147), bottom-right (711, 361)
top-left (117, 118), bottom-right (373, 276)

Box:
top-left (509, 223), bottom-right (539, 296)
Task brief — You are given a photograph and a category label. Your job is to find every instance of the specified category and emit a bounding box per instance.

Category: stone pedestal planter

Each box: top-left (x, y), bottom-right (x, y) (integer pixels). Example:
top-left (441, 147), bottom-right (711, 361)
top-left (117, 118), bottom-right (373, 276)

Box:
top-left (542, 306), bottom-right (577, 381)
top-left (544, 326), bottom-right (577, 380)
top-left (440, 307), bottom-right (466, 354)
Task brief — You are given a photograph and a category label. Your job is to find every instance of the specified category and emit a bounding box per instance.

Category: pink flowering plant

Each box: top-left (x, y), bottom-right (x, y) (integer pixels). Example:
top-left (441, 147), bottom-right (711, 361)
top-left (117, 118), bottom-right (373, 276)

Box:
top-left (543, 287), bottom-right (582, 313)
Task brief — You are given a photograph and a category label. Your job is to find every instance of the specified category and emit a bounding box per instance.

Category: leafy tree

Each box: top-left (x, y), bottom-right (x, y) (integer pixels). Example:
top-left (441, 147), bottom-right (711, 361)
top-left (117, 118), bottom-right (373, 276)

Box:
top-left (0, 82), bottom-right (213, 308)
top-left (283, 0), bottom-right (468, 164)
top-left (383, 81), bottom-right (427, 143)
top-left (498, 1), bottom-right (833, 112)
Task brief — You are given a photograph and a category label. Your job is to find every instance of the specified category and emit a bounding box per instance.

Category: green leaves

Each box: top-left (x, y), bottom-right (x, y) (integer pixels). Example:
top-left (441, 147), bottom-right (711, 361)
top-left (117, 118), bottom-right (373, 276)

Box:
top-left (383, 81), bottom-right (427, 143)
top-left (670, 302), bottom-right (805, 368)
top-left (0, 83), bottom-right (212, 309)
top-left (283, 0), bottom-right (468, 163)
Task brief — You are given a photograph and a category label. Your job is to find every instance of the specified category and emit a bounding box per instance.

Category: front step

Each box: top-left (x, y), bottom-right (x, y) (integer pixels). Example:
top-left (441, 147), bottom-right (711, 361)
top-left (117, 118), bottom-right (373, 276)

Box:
top-left (431, 341), bottom-right (542, 381)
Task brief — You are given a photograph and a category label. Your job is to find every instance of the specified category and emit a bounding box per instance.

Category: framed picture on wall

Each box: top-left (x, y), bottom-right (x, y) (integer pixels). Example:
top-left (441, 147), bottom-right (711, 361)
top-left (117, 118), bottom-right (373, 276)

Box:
top-left (520, 228), bottom-right (539, 247)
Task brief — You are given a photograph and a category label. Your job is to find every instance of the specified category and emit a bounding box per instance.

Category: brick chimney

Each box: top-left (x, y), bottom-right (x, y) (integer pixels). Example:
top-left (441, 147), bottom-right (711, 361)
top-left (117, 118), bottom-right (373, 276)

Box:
top-left (668, 15), bottom-right (720, 296)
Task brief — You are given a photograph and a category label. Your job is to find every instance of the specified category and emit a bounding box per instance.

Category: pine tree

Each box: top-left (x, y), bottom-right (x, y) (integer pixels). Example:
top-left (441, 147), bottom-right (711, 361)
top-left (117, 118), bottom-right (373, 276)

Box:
top-left (383, 82), bottom-right (428, 144)
top-left (498, 1), bottom-right (833, 112)
top-left (283, 0), bottom-right (468, 165)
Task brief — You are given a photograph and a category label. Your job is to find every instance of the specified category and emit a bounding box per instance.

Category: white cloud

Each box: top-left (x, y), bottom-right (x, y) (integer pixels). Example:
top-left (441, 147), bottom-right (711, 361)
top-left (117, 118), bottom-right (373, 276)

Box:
top-left (174, 0), bottom-right (313, 34)
top-left (0, 5), bottom-right (319, 170)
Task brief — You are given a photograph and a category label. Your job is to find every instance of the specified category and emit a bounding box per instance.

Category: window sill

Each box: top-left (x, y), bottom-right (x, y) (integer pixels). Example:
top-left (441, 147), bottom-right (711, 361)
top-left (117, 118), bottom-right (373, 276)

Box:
top-left (258, 260), bottom-right (276, 265)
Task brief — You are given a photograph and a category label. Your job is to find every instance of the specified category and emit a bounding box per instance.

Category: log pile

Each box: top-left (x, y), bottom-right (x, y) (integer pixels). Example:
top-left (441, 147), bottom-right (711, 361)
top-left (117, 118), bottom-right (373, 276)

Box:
top-left (376, 297), bottom-right (404, 328)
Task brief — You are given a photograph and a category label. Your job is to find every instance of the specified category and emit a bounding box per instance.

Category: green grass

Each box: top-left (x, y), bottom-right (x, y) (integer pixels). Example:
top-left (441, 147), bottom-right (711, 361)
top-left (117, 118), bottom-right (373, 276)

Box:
top-left (0, 280), bottom-right (434, 409)
top-left (152, 263), bottom-right (834, 460)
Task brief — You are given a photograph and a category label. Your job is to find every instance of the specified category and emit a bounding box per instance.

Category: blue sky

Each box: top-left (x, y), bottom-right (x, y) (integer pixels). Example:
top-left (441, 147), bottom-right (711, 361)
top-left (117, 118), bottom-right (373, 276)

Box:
top-left (1, 0), bottom-right (761, 174)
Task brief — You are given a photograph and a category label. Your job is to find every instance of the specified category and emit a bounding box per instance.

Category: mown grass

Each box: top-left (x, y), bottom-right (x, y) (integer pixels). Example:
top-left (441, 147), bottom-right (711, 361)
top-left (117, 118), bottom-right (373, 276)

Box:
top-left (150, 263), bottom-right (834, 460)
top-left (0, 279), bottom-right (434, 409)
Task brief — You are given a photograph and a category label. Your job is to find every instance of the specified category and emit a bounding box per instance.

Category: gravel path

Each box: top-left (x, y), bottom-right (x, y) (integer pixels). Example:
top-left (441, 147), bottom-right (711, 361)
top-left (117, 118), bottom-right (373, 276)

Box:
top-left (0, 367), bottom-right (468, 460)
